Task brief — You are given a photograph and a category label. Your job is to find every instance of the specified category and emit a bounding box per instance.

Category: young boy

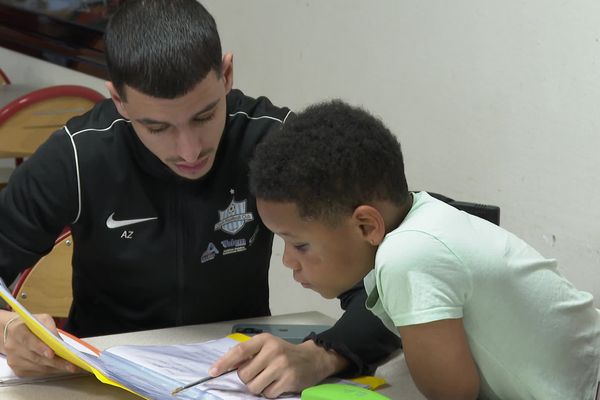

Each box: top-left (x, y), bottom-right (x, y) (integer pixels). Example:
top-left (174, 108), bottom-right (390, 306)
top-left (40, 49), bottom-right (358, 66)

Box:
top-left (248, 100), bottom-right (600, 399)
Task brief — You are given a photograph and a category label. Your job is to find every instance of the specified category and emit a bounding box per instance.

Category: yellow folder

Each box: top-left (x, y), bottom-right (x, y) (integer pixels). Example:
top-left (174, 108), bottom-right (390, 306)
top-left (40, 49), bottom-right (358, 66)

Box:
top-left (0, 279), bottom-right (143, 397)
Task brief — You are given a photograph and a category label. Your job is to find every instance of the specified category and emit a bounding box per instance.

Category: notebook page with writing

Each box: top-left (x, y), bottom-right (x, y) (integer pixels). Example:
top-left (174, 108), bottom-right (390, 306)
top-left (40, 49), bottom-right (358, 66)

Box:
top-left (103, 338), bottom-right (301, 400)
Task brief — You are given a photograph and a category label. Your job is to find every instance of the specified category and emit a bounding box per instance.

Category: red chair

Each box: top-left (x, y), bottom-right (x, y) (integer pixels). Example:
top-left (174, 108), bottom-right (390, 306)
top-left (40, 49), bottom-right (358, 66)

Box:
top-left (0, 82), bottom-right (105, 190)
top-left (0, 68), bottom-right (10, 85)
top-left (0, 84), bottom-right (105, 163)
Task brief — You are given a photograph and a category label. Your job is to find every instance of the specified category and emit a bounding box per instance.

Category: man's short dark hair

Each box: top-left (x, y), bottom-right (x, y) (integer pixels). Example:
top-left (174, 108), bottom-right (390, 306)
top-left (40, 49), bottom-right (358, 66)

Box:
top-left (105, 0), bottom-right (222, 99)
top-left (250, 100), bottom-right (409, 224)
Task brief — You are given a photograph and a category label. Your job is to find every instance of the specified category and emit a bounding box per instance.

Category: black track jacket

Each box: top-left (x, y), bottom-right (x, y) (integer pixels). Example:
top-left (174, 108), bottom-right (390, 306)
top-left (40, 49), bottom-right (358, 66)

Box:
top-left (0, 89), bottom-right (400, 375)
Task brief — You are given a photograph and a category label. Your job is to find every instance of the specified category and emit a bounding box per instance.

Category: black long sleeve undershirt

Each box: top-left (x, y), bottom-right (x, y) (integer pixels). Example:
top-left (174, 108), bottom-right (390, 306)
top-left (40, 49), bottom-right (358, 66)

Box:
top-left (309, 282), bottom-right (402, 376)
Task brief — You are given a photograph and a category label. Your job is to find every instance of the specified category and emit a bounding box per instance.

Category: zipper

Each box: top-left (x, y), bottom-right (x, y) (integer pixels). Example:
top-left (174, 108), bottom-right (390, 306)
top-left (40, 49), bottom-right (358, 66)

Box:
top-left (175, 182), bottom-right (185, 326)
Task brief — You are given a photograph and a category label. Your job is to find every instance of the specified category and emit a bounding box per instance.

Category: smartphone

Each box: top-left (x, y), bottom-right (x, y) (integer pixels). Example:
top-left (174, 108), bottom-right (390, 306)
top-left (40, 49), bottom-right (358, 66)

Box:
top-left (231, 323), bottom-right (331, 344)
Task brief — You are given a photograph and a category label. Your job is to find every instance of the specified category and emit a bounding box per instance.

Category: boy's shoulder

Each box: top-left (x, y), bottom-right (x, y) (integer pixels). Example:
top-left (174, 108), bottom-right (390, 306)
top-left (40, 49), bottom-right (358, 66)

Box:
top-left (392, 191), bottom-right (463, 234)
top-left (379, 191), bottom-right (506, 266)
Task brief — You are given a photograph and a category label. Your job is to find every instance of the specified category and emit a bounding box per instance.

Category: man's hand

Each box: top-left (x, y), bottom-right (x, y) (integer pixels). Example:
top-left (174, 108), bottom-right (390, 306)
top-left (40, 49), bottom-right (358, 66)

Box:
top-left (210, 333), bottom-right (349, 398)
top-left (2, 312), bottom-right (78, 376)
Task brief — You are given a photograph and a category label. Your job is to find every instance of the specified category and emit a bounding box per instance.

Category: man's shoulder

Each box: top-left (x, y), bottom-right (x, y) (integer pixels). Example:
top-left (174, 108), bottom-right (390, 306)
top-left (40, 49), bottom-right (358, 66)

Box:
top-left (226, 89), bottom-right (292, 125)
top-left (63, 99), bottom-right (130, 142)
top-left (24, 99), bottom-right (126, 165)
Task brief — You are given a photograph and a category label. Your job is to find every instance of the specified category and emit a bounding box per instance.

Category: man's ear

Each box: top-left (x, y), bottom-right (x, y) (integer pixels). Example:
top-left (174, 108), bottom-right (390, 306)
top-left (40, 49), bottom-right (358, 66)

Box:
top-left (352, 205), bottom-right (386, 246)
top-left (221, 52), bottom-right (234, 94)
top-left (105, 81), bottom-right (129, 118)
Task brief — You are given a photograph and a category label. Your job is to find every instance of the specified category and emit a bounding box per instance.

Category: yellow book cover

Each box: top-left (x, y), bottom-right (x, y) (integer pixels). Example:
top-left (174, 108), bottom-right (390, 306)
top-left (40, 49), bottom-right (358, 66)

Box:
top-left (0, 278), bottom-right (251, 399)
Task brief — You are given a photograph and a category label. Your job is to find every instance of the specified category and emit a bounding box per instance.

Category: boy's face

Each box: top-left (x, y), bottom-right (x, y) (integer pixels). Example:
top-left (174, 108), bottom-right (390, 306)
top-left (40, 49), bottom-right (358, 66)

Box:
top-left (257, 199), bottom-right (376, 299)
top-left (107, 54), bottom-right (233, 180)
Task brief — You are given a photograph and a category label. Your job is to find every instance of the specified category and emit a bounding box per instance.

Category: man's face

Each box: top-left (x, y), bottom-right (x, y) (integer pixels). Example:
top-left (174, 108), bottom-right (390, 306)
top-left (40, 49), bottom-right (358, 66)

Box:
top-left (108, 59), bottom-right (233, 180)
top-left (257, 199), bottom-right (376, 299)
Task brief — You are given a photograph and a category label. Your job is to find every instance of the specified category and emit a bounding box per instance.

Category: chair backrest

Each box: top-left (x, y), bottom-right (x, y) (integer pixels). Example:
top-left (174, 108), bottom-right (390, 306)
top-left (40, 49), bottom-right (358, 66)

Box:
top-left (0, 69), bottom-right (10, 85)
top-left (428, 192), bottom-right (501, 226)
top-left (12, 230), bottom-right (74, 319)
top-left (0, 85), bottom-right (105, 160)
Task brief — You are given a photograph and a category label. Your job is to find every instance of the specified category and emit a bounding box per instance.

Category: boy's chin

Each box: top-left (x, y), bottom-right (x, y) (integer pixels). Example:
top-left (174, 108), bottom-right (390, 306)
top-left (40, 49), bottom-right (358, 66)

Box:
top-left (299, 282), bottom-right (348, 299)
top-left (313, 287), bottom-right (343, 300)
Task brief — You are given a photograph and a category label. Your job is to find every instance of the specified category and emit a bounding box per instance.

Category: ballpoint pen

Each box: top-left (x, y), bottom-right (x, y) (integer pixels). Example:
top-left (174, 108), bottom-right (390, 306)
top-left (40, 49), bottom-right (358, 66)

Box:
top-left (171, 369), bottom-right (237, 396)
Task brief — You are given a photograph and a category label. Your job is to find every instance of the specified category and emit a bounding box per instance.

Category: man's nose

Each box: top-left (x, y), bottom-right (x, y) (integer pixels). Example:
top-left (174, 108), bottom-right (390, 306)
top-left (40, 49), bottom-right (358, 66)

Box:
top-left (175, 128), bottom-right (202, 163)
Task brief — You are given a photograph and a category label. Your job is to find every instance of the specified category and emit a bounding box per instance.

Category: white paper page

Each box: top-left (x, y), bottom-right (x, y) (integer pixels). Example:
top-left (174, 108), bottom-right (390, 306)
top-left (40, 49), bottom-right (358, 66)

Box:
top-left (105, 337), bottom-right (301, 399)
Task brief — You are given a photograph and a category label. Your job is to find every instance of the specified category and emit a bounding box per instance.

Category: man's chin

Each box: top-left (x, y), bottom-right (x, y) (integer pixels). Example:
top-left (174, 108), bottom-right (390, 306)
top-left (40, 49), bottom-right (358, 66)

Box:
top-left (169, 163), bottom-right (212, 180)
top-left (173, 170), bottom-right (208, 180)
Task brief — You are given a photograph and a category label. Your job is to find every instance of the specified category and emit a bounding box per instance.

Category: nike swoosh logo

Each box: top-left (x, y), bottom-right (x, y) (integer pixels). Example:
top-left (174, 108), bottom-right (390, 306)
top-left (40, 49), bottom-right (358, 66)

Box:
top-left (106, 213), bottom-right (158, 229)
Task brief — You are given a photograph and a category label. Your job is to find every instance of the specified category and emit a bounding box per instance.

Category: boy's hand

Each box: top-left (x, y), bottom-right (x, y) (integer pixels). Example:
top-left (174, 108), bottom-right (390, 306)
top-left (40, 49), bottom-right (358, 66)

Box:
top-left (3, 313), bottom-right (78, 376)
top-left (210, 333), bottom-right (349, 398)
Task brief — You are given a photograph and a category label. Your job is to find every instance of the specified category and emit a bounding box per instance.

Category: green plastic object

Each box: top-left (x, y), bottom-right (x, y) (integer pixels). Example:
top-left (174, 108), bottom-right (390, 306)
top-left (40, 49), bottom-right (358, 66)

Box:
top-left (301, 383), bottom-right (390, 400)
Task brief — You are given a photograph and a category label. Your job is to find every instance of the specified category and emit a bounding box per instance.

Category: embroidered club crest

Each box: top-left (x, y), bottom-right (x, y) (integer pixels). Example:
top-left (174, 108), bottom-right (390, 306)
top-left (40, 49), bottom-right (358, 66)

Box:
top-left (214, 196), bottom-right (254, 235)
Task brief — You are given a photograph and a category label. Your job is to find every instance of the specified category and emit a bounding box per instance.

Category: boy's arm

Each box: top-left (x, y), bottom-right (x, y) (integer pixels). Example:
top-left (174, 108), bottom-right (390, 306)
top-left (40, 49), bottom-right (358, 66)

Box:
top-left (310, 282), bottom-right (402, 376)
top-left (399, 318), bottom-right (480, 400)
top-left (210, 333), bottom-right (349, 398)
top-left (209, 283), bottom-right (401, 397)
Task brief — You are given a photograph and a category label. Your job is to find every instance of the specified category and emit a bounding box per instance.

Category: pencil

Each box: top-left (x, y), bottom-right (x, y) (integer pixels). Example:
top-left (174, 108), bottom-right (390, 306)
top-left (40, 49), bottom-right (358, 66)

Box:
top-left (171, 370), bottom-right (236, 396)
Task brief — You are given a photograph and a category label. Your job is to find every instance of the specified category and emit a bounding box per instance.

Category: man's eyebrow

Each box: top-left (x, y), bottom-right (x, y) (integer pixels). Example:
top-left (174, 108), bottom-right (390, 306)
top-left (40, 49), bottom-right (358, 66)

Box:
top-left (193, 99), bottom-right (220, 116)
top-left (136, 99), bottom-right (221, 125)
top-left (136, 117), bottom-right (169, 126)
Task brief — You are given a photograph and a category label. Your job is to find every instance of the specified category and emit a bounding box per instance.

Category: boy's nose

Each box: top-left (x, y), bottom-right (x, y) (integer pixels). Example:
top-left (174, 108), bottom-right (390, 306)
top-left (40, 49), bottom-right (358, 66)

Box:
top-left (282, 244), bottom-right (300, 270)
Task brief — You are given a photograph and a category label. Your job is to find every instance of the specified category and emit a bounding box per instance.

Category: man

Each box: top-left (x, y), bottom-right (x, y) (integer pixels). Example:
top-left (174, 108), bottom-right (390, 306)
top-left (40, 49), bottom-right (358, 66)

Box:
top-left (0, 0), bottom-right (400, 397)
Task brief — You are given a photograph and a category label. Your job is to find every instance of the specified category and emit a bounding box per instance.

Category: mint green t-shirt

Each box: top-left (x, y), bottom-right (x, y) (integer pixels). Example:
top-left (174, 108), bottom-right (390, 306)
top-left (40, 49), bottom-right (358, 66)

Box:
top-left (364, 192), bottom-right (600, 400)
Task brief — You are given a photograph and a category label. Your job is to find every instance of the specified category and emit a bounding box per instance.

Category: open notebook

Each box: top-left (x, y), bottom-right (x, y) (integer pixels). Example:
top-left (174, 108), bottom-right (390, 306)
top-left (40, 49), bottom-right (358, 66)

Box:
top-left (0, 279), bottom-right (301, 399)
top-left (0, 280), bottom-right (384, 399)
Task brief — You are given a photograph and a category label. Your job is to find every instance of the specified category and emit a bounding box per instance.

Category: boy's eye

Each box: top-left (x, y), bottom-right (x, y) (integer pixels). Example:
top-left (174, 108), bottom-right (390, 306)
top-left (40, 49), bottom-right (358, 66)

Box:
top-left (294, 243), bottom-right (309, 252)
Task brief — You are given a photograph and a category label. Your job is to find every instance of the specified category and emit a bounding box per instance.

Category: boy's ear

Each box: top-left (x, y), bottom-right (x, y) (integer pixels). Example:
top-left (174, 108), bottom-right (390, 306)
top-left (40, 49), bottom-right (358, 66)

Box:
top-left (105, 81), bottom-right (129, 119)
top-left (352, 205), bottom-right (386, 246)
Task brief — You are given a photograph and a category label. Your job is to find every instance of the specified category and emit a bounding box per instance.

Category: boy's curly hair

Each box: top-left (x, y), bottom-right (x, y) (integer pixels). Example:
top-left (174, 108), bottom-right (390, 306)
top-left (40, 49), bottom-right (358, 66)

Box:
top-left (250, 100), bottom-right (409, 224)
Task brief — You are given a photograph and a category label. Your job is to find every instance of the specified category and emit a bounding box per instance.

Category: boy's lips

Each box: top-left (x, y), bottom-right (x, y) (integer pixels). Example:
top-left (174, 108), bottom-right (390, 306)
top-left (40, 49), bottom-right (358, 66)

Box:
top-left (293, 273), bottom-right (311, 288)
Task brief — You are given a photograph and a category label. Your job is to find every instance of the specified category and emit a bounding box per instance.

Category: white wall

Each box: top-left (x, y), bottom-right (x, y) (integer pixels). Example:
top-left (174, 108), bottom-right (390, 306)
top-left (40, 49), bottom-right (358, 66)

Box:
top-left (203, 0), bottom-right (600, 317)
top-left (3, 0), bottom-right (600, 319)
